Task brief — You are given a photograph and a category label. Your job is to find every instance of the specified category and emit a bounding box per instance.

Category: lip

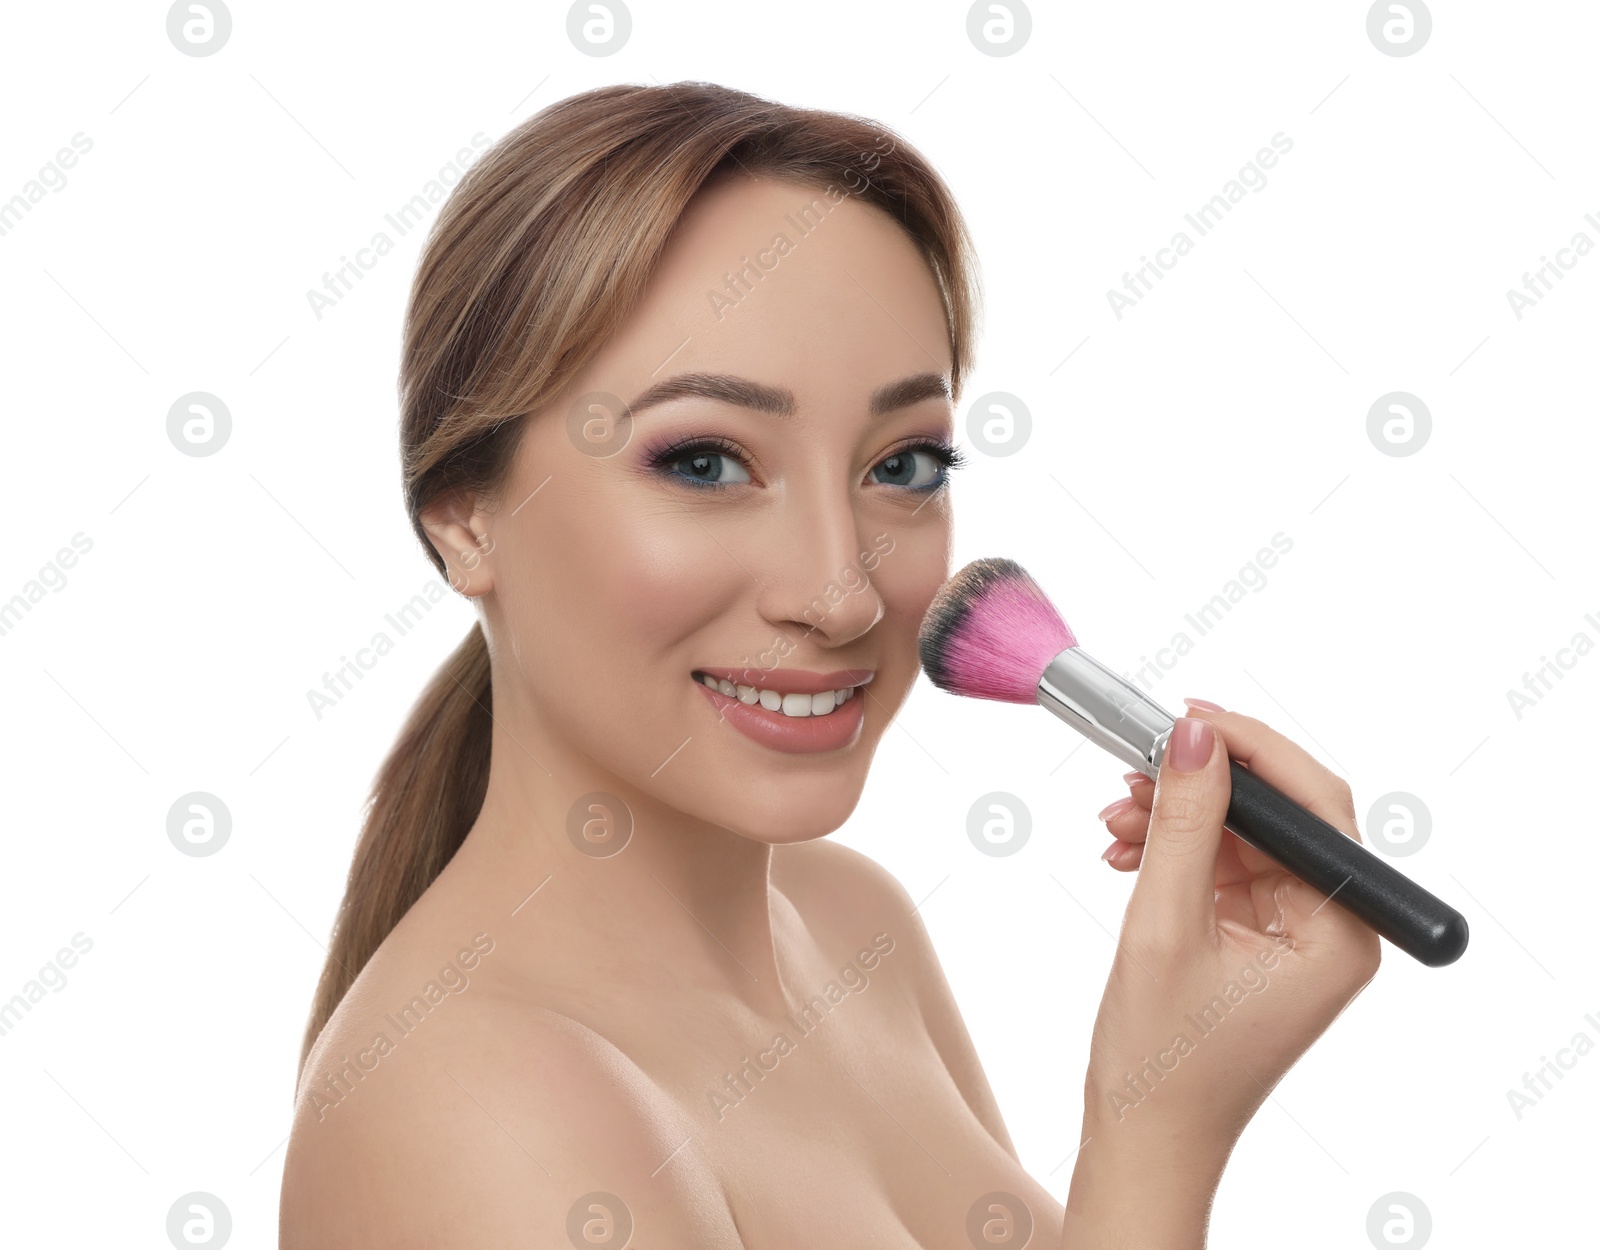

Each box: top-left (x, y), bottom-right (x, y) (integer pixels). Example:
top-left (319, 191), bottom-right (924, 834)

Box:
top-left (691, 666), bottom-right (876, 695)
top-left (693, 677), bottom-right (867, 754)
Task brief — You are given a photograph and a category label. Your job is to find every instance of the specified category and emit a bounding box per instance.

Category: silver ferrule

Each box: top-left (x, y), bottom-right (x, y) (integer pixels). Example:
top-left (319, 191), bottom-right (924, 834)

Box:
top-left (1036, 647), bottom-right (1178, 778)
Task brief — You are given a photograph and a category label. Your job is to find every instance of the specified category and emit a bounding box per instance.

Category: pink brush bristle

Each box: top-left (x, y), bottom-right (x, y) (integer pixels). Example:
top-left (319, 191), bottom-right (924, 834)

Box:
top-left (917, 558), bottom-right (1077, 704)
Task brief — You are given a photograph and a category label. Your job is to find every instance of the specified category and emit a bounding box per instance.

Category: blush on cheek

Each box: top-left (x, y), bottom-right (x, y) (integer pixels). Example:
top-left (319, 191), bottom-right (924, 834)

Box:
top-left (870, 525), bottom-right (950, 625)
top-left (573, 505), bottom-right (748, 659)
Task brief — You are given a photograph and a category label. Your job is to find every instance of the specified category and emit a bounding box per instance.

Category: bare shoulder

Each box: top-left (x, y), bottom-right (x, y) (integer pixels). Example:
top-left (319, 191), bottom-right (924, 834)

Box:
top-left (773, 838), bottom-right (1019, 1158)
top-left (280, 966), bottom-right (740, 1249)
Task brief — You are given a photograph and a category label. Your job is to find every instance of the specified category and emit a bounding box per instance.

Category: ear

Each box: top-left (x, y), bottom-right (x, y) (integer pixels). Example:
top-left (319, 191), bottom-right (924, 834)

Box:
top-left (420, 492), bottom-right (497, 597)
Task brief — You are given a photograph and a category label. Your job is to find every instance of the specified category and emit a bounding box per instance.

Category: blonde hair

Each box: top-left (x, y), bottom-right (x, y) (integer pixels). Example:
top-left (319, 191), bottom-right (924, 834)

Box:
top-left (297, 79), bottom-right (984, 1080)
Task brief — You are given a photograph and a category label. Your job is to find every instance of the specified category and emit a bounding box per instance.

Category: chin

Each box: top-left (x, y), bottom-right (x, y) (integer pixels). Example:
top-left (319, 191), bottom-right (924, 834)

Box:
top-left (695, 748), bottom-right (877, 845)
top-left (717, 799), bottom-right (864, 846)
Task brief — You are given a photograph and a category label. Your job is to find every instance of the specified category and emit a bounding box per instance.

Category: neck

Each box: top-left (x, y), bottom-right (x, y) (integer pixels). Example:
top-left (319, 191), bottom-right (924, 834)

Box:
top-left (446, 695), bottom-right (793, 1013)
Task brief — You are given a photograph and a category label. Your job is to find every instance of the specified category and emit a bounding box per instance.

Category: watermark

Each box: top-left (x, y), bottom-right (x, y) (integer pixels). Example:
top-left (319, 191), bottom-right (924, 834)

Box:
top-left (1503, 210), bottom-right (1600, 320)
top-left (1366, 391), bottom-right (1431, 457)
top-left (966, 0), bottom-right (1032, 57)
top-left (305, 133), bottom-right (491, 321)
top-left (796, 532), bottom-right (894, 633)
top-left (566, 791), bottom-right (633, 859)
top-left (0, 132), bottom-right (93, 240)
top-left (304, 579), bottom-right (449, 720)
top-left (566, 390), bottom-right (633, 458)
top-left (1121, 531), bottom-right (1294, 693)
top-left (1365, 791), bottom-right (1431, 857)
top-left (166, 1191), bottom-right (231, 1247)
top-left (707, 130), bottom-right (898, 320)
top-left (1504, 1006), bottom-right (1600, 1121)
top-left (304, 932), bottom-right (495, 1120)
top-left (565, 0), bottom-right (631, 56)
top-left (964, 391), bottom-right (1031, 458)
top-left (704, 930), bottom-right (894, 1120)
top-left (967, 791), bottom-right (1032, 857)
top-left (566, 1191), bottom-right (632, 1247)
top-left (1106, 132), bottom-right (1294, 321)
top-left (1365, 1190), bottom-right (1432, 1246)
top-left (167, 391), bottom-right (232, 457)
top-left (0, 932), bottom-right (94, 1039)
top-left (167, 792), bottom-right (232, 858)
top-left (167, 2), bottom-right (232, 56)
top-left (1504, 610), bottom-right (1600, 721)
top-left (965, 1190), bottom-right (1034, 1246)
top-left (0, 531), bottom-right (93, 640)
top-left (1106, 932), bottom-right (1294, 1122)
top-left (1366, 2), bottom-right (1431, 57)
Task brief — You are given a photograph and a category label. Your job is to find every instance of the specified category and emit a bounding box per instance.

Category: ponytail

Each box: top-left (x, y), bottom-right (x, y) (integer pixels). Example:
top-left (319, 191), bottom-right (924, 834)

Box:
top-left (295, 622), bottom-right (492, 1082)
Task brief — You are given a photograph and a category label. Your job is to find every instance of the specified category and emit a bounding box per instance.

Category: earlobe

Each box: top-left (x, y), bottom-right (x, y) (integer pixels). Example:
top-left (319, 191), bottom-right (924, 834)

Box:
top-left (420, 495), bottom-right (496, 597)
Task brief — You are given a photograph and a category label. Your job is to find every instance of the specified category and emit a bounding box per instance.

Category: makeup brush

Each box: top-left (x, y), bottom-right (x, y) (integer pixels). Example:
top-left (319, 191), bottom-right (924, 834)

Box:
top-left (917, 556), bottom-right (1469, 968)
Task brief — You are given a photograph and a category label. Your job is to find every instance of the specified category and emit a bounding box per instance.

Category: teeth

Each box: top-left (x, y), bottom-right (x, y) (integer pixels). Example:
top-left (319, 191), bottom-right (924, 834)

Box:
top-left (697, 673), bottom-right (858, 717)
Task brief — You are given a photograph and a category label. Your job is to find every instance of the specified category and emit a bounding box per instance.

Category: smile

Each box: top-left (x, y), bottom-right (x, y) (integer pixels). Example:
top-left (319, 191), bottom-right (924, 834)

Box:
top-left (693, 671), bottom-right (862, 718)
top-left (690, 666), bottom-right (875, 755)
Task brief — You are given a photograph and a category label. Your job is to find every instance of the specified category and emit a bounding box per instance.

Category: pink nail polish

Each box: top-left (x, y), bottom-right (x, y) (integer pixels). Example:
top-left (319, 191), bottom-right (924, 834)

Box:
top-left (1097, 796), bottom-right (1135, 821)
top-left (1101, 840), bottom-right (1121, 861)
top-left (1166, 717), bottom-right (1214, 772)
top-left (1122, 770), bottom-right (1149, 786)
top-left (1183, 697), bottom-right (1225, 712)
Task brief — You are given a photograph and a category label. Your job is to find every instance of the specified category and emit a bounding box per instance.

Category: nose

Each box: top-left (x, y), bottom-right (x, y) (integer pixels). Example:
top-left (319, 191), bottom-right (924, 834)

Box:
top-left (756, 486), bottom-right (885, 647)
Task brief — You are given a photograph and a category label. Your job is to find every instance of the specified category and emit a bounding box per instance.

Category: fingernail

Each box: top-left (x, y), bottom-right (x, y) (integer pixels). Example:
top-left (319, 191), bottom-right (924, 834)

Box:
top-left (1166, 716), bottom-right (1214, 772)
top-left (1122, 770), bottom-right (1149, 786)
top-left (1101, 839), bottom-right (1121, 862)
top-left (1183, 697), bottom-right (1225, 712)
top-left (1097, 796), bottom-right (1136, 821)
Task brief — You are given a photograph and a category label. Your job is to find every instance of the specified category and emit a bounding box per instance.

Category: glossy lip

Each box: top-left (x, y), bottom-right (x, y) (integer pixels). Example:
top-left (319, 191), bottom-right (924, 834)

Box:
top-left (693, 678), bottom-right (867, 754)
top-left (691, 666), bottom-right (876, 695)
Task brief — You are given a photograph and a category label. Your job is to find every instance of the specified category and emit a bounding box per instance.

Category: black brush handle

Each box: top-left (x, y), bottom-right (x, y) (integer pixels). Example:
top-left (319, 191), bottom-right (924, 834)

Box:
top-left (1223, 760), bottom-right (1469, 967)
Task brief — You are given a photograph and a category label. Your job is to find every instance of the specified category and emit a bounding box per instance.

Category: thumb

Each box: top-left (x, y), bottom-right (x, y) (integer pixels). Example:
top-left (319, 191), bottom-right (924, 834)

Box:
top-left (1127, 716), bottom-right (1232, 939)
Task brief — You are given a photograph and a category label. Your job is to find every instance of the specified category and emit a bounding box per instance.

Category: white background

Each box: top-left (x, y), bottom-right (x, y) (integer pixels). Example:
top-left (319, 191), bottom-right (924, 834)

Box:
top-left (1, 1), bottom-right (1594, 1245)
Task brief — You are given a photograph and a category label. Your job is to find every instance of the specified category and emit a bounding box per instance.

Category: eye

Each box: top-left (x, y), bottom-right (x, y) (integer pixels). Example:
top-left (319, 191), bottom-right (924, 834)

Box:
top-left (870, 441), bottom-right (966, 492)
top-left (649, 436), bottom-right (753, 489)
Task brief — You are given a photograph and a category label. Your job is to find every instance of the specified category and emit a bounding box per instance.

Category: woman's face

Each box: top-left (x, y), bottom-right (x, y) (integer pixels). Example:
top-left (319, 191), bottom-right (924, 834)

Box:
top-left (439, 171), bottom-right (960, 845)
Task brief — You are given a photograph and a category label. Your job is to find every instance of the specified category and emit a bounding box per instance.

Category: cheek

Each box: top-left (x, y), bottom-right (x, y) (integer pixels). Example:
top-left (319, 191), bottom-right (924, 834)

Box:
top-left (605, 509), bottom-right (728, 641)
top-left (866, 520), bottom-right (950, 628)
top-left (519, 479), bottom-right (740, 662)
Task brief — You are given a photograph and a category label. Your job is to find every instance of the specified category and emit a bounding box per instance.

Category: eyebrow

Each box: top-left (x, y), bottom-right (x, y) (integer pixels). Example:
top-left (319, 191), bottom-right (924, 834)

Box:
top-left (625, 370), bottom-right (952, 420)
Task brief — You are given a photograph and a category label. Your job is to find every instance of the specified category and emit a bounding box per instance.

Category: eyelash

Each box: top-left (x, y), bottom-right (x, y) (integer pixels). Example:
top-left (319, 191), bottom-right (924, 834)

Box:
top-left (645, 436), bottom-right (969, 494)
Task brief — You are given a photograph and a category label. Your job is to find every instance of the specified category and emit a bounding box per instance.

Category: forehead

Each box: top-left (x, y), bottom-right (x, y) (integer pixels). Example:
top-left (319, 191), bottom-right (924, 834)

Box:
top-left (594, 173), bottom-right (953, 411)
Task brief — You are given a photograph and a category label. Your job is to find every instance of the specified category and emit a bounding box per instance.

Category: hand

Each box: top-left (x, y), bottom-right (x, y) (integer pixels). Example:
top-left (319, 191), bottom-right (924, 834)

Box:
top-left (1063, 701), bottom-right (1381, 1246)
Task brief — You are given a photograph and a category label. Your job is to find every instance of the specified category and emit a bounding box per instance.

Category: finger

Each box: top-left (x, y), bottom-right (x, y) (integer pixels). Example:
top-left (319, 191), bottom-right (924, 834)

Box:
top-left (1127, 716), bottom-right (1233, 937)
top-left (1214, 878), bottom-right (1263, 932)
top-left (1179, 701), bottom-right (1360, 841)
top-left (1104, 790), bottom-right (1257, 882)
top-left (1108, 813), bottom-right (1256, 898)
top-left (1103, 839), bottom-right (1142, 871)
top-left (1097, 776), bottom-right (1153, 840)
top-left (1100, 796), bottom-right (1149, 843)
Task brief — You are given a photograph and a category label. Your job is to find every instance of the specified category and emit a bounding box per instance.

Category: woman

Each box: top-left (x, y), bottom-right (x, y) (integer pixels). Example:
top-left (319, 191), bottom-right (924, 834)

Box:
top-left (280, 81), bottom-right (1380, 1247)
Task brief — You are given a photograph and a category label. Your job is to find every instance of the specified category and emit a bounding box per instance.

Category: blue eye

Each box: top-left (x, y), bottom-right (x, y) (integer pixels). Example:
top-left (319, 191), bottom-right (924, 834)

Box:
top-left (646, 437), bottom-right (966, 493)
top-left (651, 438), bottom-right (754, 489)
top-left (871, 444), bottom-right (964, 491)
